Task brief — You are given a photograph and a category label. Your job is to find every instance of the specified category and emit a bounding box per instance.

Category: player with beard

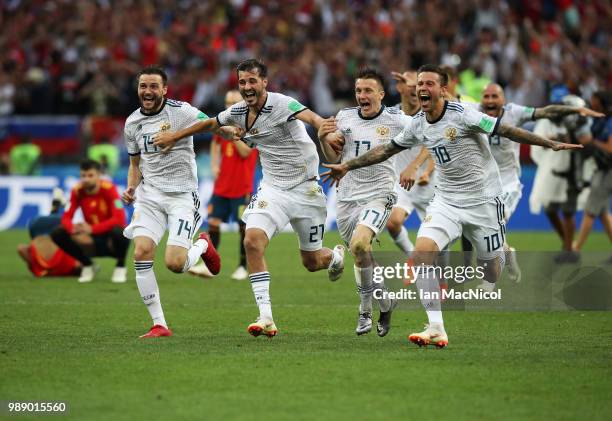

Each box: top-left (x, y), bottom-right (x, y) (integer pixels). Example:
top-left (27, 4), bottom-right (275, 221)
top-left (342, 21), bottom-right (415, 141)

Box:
top-left (50, 159), bottom-right (129, 283)
top-left (122, 66), bottom-right (240, 338)
top-left (322, 64), bottom-right (581, 348)
top-left (477, 83), bottom-right (602, 282)
top-left (153, 59), bottom-right (345, 339)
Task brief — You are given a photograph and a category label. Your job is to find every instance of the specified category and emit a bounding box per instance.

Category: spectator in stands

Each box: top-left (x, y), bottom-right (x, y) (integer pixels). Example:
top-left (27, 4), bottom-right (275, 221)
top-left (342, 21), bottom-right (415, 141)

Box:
top-left (574, 91), bottom-right (612, 255)
top-left (50, 159), bottom-right (129, 283)
top-left (0, 2), bottom-right (608, 117)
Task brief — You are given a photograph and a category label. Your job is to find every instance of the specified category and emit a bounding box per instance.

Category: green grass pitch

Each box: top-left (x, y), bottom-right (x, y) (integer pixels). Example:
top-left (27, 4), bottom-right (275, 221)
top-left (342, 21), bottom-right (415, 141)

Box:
top-left (1, 229), bottom-right (610, 420)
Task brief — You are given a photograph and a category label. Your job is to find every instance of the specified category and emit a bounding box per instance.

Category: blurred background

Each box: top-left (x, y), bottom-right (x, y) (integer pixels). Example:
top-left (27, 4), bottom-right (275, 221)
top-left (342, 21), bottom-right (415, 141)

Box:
top-left (0, 0), bottom-right (610, 237)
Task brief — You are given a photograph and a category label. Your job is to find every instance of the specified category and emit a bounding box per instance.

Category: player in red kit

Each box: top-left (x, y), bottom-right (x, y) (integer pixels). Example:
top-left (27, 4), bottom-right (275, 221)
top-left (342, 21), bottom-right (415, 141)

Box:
top-left (189, 90), bottom-right (258, 280)
top-left (51, 159), bottom-right (130, 283)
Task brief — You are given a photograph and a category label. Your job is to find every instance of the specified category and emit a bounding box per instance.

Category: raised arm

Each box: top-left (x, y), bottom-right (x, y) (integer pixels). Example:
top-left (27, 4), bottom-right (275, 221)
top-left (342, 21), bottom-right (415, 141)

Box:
top-left (153, 118), bottom-right (243, 152)
top-left (533, 105), bottom-right (604, 120)
top-left (321, 142), bottom-right (404, 186)
top-left (317, 117), bottom-right (343, 164)
top-left (496, 123), bottom-right (583, 151)
top-left (296, 109), bottom-right (325, 130)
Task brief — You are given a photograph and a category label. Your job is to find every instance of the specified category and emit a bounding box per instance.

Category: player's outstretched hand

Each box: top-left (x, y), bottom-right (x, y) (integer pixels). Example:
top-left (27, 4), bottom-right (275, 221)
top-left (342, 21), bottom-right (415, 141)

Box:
top-left (551, 142), bottom-right (584, 151)
top-left (219, 126), bottom-right (245, 141)
top-left (317, 117), bottom-right (337, 139)
top-left (153, 131), bottom-right (178, 153)
top-left (321, 163), bottom-right (349, 187)
top-left (399, 165), bottom-right (418, 190)
top-left (122, 186), bottom-right (136, 205)
top-left (578, 107), bottom-right (605, 118)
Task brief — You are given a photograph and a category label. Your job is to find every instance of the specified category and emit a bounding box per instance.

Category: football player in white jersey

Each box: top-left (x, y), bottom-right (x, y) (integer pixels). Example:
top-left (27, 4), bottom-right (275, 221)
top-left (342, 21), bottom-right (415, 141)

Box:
top-left (153, 59), bottom-right (345, 339)
top-left (122, 66), bottom-right (240, 338)
top-left (479, 83), bottom-right (603, 281)
top-left (386, 71), bottom-right (435, 255)
top-left (323, 64), bottom-right (581, 348)
top-left (318, 68), bottom-right (411, 336)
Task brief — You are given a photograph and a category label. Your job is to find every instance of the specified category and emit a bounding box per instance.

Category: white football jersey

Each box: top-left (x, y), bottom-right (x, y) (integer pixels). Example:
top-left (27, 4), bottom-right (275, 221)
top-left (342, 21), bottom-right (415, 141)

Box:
top-left (216, 92), bottom-right (319, 191)
top-left (393, 101), bottom-right (502, 207)
top-left (124, 98), bottom-right (206, 193)
top-left (336, 106), bottom-right (412, 202)
top-left (485, 102), bottom-right (534, 183)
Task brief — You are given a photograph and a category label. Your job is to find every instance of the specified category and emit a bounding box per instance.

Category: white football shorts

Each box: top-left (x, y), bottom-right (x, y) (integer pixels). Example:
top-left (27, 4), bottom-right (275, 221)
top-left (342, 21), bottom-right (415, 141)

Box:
top-left (123, 182), bottom-right (202, 249)
top-left (242, 180), bottom-right (327, 252)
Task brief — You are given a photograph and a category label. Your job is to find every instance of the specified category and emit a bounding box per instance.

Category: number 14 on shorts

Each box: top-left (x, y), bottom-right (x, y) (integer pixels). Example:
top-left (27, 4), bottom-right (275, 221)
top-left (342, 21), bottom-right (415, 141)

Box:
top-left (177, 218), bottom-right (193, 239)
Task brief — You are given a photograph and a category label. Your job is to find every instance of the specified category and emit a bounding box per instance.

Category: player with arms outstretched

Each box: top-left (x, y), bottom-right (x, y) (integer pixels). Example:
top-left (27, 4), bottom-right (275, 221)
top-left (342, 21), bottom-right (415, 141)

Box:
top-left (478, 83), bottom-right (603, 282)
top-left (153, 59), bottom-right (345, 338)
top-left (323, 64), bottom-right (581, 348)
top-left (122, 66), bottom-right (237, 338)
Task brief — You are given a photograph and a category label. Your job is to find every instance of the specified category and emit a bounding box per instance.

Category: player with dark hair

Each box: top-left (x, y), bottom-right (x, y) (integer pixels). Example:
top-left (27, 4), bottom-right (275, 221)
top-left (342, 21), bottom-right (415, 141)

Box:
top-left (323, 64), bottom-right (581, 348)
top-left (477, 83), bottom-right (603, 279)
top-left (122, 65), bottom-right (240, 338)
top-left (318, 67), bottom-right (410, 336)
top-left (188, 90), bottom-right (258, 280)
top-left (50, 159), bottom-right (130, 283)
top-left (153, 58), bottom-right (345, 339)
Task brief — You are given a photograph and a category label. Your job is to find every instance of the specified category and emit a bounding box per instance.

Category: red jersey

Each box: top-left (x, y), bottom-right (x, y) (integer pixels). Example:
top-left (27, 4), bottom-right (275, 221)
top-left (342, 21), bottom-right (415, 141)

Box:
top-left (62, 180), bottom-right (127, 235)
top-left (213, 135), bottom-right (258, 198)
top-left (29, 244), bottom-right (79, 277)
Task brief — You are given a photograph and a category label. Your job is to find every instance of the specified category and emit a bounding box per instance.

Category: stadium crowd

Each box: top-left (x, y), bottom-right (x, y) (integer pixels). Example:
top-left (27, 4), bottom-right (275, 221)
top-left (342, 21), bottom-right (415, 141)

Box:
top-left (0, 0), bottom-right (610, 117)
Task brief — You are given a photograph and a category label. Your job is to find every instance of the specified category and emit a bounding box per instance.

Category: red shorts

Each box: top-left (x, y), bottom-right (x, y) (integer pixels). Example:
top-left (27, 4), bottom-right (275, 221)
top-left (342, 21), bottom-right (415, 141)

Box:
top-left (29, 244), bottom-right (80, 277)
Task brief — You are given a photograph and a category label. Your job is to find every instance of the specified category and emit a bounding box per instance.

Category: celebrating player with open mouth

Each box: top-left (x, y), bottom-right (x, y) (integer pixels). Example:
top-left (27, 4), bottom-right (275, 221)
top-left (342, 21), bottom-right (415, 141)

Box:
top-left (123, 66), bottom-right (240, 338)
top-left (323, 64), bottom-right (582, 348)
top-left (153, 59), bottom-right (345, 338)
top-left (318, 68), bottom-right (411, 337)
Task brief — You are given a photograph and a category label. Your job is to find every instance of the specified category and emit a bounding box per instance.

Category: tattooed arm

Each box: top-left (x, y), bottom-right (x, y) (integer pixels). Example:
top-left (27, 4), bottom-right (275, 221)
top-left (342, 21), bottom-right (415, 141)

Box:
top-left (497, 124), bottom-right (583, 151)
top-left (533, 105), bottom-right (604, 120)
top-left (321, 142), bottom-right (404, 186)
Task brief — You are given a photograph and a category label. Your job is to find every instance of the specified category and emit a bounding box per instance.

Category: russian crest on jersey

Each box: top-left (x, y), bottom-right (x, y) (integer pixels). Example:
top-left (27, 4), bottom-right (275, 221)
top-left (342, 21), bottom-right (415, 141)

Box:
top-left (444, 127), bottom-right (458, 141)
top-left (376, 126), bottom-right (390, 137)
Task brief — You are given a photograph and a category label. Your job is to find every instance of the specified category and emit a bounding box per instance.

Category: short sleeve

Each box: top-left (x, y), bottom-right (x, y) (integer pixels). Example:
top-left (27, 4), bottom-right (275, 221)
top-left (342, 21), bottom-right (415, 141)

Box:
top-left (507, 103), bottom-right (535, 126)
top-left (124, 125), bottom-right (139, 156)
top-left (179, 102), bottom-right (209, 129)
top-left (335, 110), bottom-right (349, 135)
top-left (216, 104), bottom-right (244, 127)
top-left (277, 94), bottom-right (308, 121)
top-left (462, 106), bottom-right (499, 136)
top-left (392, 118), bottom-right (419, 149)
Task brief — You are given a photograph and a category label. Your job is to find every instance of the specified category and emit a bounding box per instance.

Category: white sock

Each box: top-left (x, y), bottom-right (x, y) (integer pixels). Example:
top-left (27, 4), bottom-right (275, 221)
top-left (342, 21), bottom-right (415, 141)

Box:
top-left (134, 260), bottom-right (167, 328)
top-left (391, 226), bottom-right (414, 255)
top-left (415, 265), bottom-right (444, 326)
top-left (354, 265), bottom-right (373, 314)
top-left (250, 271), bottom-right (272, 320)
top-left (181, 238), bottom-right (207, 272)
top-left (328, 247), bottom-right (342, 269)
